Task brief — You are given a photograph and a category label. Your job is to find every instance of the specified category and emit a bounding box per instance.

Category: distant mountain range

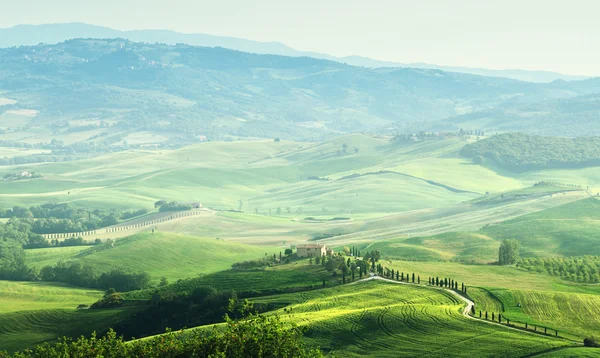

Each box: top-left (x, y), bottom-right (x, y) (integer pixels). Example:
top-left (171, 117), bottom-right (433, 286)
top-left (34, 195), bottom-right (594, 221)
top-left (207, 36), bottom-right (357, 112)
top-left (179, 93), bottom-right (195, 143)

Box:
top-left (1, 38), bottom-right (600, 145)
top-left (0, 23), bottom-right (591, 83)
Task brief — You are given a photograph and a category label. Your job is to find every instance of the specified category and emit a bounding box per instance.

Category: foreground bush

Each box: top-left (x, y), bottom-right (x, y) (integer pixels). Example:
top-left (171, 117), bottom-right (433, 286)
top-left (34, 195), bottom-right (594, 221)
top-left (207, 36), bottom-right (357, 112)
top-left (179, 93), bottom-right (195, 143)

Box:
top-left (584, 336), bottom-right (600, 347)
top-left (0, 313), bottom-right (322, 358)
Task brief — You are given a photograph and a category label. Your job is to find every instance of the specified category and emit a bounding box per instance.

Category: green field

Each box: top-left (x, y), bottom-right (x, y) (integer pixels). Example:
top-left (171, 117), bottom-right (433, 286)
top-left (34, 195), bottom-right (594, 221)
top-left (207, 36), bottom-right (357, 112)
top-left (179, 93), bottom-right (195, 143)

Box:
top-left (3, 135), bottom-right (600, 355)
top-left (0, 281), bottom-right (128, 352)
top-left (248, 280), bottom-right (568, 357)
top-left (0, 281), bottom-right (102, 314)
top-left (362, 197), bottom-right (600, 264)
top-left (468, 287), bottom-right (600, 341)
top-left (26, 232), bottom-right (279, 284)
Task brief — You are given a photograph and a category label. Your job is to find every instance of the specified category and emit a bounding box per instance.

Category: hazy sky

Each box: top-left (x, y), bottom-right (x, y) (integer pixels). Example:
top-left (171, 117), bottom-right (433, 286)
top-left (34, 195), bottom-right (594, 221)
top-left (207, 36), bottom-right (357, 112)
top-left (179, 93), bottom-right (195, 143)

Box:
top-left (2, 0), bottom-right (600, 75)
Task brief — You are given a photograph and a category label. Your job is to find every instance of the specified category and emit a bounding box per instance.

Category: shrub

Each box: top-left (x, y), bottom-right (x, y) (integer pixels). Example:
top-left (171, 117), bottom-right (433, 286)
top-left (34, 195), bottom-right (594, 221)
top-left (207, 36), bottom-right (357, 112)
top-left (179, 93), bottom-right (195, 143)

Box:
top-left (0, 314), bottom-right (323, 357)
top-left (584, 336), bottom-right (600, 347)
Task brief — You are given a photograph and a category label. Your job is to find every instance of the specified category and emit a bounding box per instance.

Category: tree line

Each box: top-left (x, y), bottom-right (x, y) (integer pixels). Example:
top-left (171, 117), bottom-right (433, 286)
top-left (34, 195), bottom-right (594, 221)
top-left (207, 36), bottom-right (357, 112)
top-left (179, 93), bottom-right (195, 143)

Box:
top-left (461, 132), bottom-right (600, 172)
top-left (517, 256), bottom-right (600, 283)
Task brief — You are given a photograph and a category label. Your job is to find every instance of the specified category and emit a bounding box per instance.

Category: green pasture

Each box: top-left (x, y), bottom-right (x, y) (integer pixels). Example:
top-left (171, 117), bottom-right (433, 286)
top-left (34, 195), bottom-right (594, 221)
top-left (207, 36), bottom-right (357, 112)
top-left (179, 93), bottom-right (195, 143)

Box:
top-left (248, 280), bottom-right (567, 357)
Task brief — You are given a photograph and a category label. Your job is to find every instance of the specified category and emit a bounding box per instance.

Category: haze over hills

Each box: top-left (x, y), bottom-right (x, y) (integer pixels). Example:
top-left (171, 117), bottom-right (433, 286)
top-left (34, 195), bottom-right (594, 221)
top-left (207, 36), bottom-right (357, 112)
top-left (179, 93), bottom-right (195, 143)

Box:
top-left (2, 38), bottom-right (600, 150)
top-left (0, 23), bottom-right (591, 83)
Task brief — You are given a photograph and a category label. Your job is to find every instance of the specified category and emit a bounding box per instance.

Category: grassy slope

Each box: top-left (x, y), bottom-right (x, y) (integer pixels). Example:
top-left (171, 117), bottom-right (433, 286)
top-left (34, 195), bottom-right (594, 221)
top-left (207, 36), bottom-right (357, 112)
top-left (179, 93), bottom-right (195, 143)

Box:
top-left (0, 307), bottom-right (135, 353)
top-left (0, 281), bottom-right (128, 353)
top-left (483, 197), bottom-right (600, 257)
top-left (123, 258), bottom-right (345, 300)
top-left (0, 281), bottom-right (102, 314)
top-left (249, 280), bottom-right (567, 357)
top-left (364, 196), bottom-right (600, 263)
top-left (26, 232), bottom-right (278, 284)
top-left (468, 287), bottom-right (600, 341)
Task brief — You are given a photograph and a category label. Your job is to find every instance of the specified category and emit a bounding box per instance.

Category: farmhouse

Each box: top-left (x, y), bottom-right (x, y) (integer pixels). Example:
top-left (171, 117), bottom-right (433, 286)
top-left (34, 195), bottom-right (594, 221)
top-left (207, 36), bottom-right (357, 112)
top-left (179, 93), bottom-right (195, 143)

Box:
top-left (297, 244), bottom-right (329, 257)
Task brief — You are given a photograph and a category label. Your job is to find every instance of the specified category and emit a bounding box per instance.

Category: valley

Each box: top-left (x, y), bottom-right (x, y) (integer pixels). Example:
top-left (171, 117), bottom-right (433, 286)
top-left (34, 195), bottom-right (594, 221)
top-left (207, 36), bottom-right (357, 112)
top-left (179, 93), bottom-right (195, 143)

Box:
top-left (2, 134), bottom-right (600, 356)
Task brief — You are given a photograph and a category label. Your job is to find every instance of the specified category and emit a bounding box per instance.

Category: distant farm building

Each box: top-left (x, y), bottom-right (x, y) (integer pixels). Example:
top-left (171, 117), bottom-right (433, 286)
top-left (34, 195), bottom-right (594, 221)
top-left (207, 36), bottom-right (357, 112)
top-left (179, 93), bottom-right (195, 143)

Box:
top-left (189, 202), bottom-right (202, 208)
top-left (297, 244), bottom-right (329, 257)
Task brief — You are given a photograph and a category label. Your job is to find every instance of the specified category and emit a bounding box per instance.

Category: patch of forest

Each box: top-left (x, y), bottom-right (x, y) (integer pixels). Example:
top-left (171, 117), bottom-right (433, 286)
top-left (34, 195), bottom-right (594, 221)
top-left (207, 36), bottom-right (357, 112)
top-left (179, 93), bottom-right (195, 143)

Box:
top-left (461, 133), bottom-right (600, 172)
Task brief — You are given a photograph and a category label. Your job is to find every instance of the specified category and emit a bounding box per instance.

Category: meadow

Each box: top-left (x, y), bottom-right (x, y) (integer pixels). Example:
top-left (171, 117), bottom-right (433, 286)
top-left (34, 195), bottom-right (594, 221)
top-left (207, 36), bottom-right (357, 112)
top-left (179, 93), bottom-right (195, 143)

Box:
top-left (249, 280), bottom-right (570, 357)
top-left (3, 135), bottom-right (600, 355)
top-left (26, 232), bottom-right (279, 284)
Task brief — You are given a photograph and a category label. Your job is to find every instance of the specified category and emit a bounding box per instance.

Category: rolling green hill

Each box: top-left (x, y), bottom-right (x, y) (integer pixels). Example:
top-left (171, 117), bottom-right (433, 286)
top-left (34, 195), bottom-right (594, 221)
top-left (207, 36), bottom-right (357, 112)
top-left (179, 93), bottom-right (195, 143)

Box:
top-left (26, 232), bottom-right (278, 284)
top-left (364, 197), bottom-right (600, 263)
top-left (249, 280), bottom-right (568, 357)
top-left (468, 287), bottom-right (600, 341)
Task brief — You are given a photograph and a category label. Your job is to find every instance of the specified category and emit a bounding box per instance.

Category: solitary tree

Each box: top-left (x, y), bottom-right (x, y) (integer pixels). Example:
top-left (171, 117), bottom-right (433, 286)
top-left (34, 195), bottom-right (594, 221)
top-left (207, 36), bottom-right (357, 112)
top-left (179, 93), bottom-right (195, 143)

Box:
top-left (498, 238), bottom-right (520, 265)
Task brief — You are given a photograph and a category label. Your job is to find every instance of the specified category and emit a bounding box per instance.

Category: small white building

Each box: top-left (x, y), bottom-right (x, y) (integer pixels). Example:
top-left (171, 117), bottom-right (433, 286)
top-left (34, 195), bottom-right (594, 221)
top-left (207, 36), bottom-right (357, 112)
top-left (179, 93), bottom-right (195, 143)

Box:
top-left (297, 244), bottom-right (328, 258)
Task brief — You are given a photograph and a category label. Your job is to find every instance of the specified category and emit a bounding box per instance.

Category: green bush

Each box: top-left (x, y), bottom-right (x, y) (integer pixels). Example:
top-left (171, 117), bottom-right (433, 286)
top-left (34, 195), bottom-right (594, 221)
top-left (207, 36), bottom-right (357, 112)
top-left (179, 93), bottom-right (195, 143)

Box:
top-left (584, 336), bottom-right (599, 347)
top-left (0, 313), bottom-right (322, 357)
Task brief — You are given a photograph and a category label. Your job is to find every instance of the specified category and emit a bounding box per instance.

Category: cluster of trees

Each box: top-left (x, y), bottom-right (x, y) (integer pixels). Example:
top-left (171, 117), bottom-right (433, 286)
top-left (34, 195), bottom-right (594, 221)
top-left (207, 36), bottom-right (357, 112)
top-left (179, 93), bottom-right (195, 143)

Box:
top-left (2, 171), bottom-right (42, 181)
top-left (461, 133), bottom-right (600, 172)
top-left (498, 239), bottom-right (520, 265)
top-left (428, 277), bottom-right (467, 293)
top-left (0, 312), bottom-right (322, 357)
top-left (0, 240), bottom-right (37, 281)
top-left (39, 261), bottom-right (151, 292)
top-left (392, 129), bottom-right (485, 143)
top-left (154, 200), bottom-right (193, 212)
top-left (0, 203), bottom-right (148, 234)
top-left (517, 256), bottom-right (600, 283)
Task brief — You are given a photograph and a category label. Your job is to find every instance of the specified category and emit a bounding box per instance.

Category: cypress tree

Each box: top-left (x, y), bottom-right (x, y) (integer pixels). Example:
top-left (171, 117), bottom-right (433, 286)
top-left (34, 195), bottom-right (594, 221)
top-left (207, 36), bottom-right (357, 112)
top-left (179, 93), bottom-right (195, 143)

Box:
top-left (498, 314), bottom-right (502, 323)
top-left (274, 253), bottom-right (276, 261)
top-left (428, 277), bottom-right (431, 285)
top-left (461, 282), bottom-right (464, 292)
top-left (544, 327), bottom-right (547, 334)
top-left (279, 251), bottom-right (282, 260)
top-left (391, 269), bottom-right (395, 278)
top-left (525, 322), bottom-right (528, 329)
top-left (372, 260), bottom-right (375, 271)
top-left (485, 311), bottom-right (488, 320)
top-left (555, 330), bottom-right (558, 337)
top-left (435, 277), bottom-right (439, 286)
top-left (412, 273), bottom-right (415, 283)
top-left (479, 311), bottom-right (482, 318)
top-left (396, 272), bottom-right (399, 280)
top-left (492, 312), bottom-right (495, 321)
top-left (418, 276), bottom-right (420, 284)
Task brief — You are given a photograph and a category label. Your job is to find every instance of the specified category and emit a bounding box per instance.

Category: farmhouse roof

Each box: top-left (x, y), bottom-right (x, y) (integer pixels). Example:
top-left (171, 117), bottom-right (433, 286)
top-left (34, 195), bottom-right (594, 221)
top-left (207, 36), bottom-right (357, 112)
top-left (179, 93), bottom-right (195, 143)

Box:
top-left (297, 244), bottom-right (326, 249)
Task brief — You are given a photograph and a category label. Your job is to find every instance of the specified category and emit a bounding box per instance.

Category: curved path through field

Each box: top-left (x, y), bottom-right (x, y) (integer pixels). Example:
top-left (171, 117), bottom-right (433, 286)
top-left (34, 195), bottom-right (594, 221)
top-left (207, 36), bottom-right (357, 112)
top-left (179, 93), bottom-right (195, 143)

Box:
top-left (355, 276), bottom-right (581, 345)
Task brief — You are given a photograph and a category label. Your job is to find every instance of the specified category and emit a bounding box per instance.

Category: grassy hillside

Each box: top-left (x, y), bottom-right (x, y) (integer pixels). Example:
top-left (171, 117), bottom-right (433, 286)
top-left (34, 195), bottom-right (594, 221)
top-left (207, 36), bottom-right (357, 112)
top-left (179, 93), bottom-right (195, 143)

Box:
top-left (26, 232), bottom-right (278, 284)
top-left (249, 280), bottom-right (567, 357)
top-left (0, 306), bottom-right (135, 353)
top-left (123, 258), bottom-right (345, 300)
top-left (363, 197), bottom-right (600, 263)
top-left (0, 280), bottom-right (127, 352)
top-left (0, 281), bottom-right (102, 314)
top-left (468, 287), bottom-right (600, 341)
